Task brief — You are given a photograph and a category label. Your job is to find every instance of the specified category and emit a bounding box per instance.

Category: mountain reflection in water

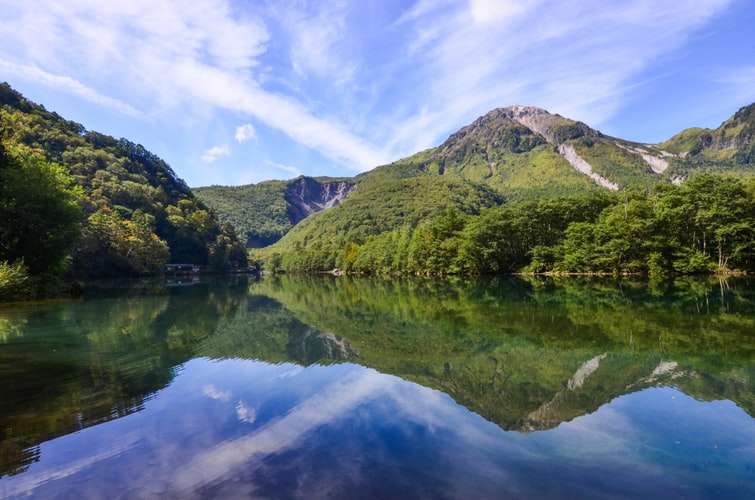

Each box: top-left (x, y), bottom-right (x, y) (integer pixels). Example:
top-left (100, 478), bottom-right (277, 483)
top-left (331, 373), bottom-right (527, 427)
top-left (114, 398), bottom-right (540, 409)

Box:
top-left (1, 275), bottom-right (753, 498)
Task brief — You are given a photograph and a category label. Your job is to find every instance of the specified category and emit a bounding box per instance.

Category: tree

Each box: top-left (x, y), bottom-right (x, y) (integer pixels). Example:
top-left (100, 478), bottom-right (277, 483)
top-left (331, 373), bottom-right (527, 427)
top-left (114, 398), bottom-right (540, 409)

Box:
top-left (0, 144), bottom-right (83, 278)
top-left (72, 209), bottom-right (170, 276)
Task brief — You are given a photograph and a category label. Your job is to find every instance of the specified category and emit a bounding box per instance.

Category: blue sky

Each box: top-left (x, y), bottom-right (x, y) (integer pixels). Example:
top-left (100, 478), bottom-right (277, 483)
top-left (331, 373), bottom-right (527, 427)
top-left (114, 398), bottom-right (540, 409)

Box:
top-left (1, 0), bottom-right (754, 187)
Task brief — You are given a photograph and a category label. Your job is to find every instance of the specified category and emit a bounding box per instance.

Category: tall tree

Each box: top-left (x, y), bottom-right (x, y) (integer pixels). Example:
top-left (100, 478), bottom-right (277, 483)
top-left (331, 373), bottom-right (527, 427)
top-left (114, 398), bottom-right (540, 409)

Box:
top-left (0, 145), bottom-right (83, 278)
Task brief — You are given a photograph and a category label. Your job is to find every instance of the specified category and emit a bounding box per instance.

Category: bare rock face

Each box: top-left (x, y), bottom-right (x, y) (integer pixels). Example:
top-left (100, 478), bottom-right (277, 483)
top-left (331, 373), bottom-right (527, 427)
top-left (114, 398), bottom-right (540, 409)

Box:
top-left (497, 105), bottom-right (557, 140)
top-left (285, 177), bottom-right (357, 225)
top-left (480, 105), bottom-right (599, 144)
top-left (558, 144), bottom-right (619, 190)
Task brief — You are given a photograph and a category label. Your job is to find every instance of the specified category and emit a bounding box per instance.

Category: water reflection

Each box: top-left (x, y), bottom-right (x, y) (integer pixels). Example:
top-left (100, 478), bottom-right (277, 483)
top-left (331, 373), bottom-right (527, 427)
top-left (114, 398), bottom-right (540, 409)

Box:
top-left (251, 275), bottom-right (755, 431)
top-left (0, 275), bottom-right (754, 497)
top-left (2, 358), bottom-right (753, 498)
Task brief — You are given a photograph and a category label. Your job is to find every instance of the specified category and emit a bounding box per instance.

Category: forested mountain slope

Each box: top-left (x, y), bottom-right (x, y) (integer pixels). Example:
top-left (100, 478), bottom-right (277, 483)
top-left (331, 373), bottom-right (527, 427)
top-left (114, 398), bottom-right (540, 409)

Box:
top-left (389, 103), bottom-right (755, 196)
top-left (200, 103), bottom-right (755, 258)
top-left (251, 103), bottom-right (755, 274)
top-left (195, 176), bottom-right (356, 247)
top-left (0, 83), bottom-right (246, 293)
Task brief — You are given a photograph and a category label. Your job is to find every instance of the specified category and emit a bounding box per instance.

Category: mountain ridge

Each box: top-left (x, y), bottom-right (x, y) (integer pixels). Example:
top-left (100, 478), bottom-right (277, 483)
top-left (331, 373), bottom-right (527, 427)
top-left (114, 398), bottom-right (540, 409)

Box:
top-left (195, 176), bottom-right (356, 247)
top-left (196, 101), bottom-right (755, 252)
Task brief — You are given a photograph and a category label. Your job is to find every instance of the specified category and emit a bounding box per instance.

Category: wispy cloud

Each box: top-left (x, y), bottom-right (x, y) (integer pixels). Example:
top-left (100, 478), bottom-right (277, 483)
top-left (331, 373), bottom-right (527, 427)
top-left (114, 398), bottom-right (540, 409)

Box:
top-left (468, 0), bottom-right (531, 26)
top-left (272, 1), bottom-right (356, 87)
top-left (0, 0), bottom-right (390, 172)
top-left (202, 384), bottom-right (231, 402)
top-left (0, 61), bottom-right (141, 117)
top-left (265, 160), bottom-right (301, 178)
top-left (235, 123), bottom-right (256, 143)
top-left (716, 65), bottom-right (755, 106)
top-left (202, 144), bottom-right (231, 163)
top-left (380, 0), bottom-right (734, 156)
top-left (0, 0), bottom-right (739, 183)
top-left (235, 400), bottom-right (257, 424)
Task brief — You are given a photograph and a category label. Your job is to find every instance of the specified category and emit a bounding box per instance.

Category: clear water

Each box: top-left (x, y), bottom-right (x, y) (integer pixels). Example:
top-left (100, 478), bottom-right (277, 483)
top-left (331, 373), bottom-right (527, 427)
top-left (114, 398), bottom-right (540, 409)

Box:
top-left (1, 275), bottom-right (753, 498)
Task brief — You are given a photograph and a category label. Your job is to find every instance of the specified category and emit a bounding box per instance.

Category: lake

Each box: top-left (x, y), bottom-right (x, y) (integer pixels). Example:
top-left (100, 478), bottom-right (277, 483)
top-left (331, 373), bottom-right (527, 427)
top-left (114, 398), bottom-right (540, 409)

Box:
top-left (1, 275), bottom-right (753, 498)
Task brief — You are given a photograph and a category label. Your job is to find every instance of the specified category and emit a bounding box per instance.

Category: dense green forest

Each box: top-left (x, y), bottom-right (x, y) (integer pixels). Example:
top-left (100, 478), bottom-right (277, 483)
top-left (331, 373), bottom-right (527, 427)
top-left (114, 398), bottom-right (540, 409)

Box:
top-left (248, 103), bottom-right (755, 274)
top-left (259, 176), bottom-right (505, 272)
top-left (194, 181), bottom-right (292, 247)
top-left (259, 175), bottom-right (755, 275)
top-left (4, 80), bottom-right (755, 295)
top-left (0, 83), bottom-right (246, 299)
top-left (194, 176), bottom-right (356, 247)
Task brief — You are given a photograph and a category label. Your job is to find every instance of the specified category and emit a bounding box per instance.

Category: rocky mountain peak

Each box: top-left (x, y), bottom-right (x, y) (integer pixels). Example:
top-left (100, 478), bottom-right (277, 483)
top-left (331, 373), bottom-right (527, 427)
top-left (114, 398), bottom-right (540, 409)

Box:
top-left (463, 105), bottom-right (598, 145)
top-left (501, 105), bottom-right (559, 141)
top-left (499, 104), bottom-right (552, 119)
top-left (468, 105), bottom-right (552, 132)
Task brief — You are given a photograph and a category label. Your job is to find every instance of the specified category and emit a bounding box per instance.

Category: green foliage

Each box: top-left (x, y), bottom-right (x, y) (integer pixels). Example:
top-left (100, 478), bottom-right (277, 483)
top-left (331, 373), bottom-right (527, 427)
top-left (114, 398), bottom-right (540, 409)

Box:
top-left (549, 175), bottom-right (755, 274)
top-left (194, 176), bottom-right (356, 249)
top-left (194, 181), bottom-right (292, 246)
top-left (660, 103), bottom-right (755, 177)
top-left (72, 209), bottom-right (171, 276)
top-left (457, 191), bottom-right (617, 274)
top-left (548, 118), bottom-right (595, 142)
top-left (0, 145), bottom-right (84, 281)
top-left (660, 127), bottom-right (714, 155)
top-left (483, 144), bottom-right (600, 201)
top-left (0, 260), bottom-right (32, 301)
top-left (260, 174), bottom-right (755, 276)
top-left (571, 138), bottom-right (658, 189)
top-left (0, 82), bottom-right (245, 285)
top-left (262, 176), bottom-right (503, 272)
top-left (729, 103), bottom-right (755, 164)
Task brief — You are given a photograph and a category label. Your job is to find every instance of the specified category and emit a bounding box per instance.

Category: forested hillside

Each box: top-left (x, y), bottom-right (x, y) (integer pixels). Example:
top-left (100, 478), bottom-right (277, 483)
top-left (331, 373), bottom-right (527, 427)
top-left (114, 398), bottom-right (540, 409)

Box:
top-left (195, 176), bottom-right (355, 247)
top-left (252, 103), bottom-right (755, 275)
top-left (4, 78), bottom-right (754, 289)
top-left (260, 174), bottom-right (755, 275)
top-left (0, 83), bottom-right (246, 298)
top-left (380, 104), bottom-right (755, 195)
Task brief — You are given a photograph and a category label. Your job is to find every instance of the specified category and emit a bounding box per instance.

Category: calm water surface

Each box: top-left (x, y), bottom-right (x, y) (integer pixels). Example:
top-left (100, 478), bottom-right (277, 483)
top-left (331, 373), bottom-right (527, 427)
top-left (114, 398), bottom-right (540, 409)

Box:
top-left (1, 275), bottom-right (753, 498)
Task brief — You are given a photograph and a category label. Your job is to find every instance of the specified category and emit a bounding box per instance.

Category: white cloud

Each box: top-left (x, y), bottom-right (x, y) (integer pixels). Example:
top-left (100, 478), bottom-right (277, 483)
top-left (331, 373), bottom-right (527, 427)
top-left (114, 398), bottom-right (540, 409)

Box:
top-left (201, 144), bottom-right (231, 163)
top-left (380, 0), bottom-right (735, 157)
top-left (0, 0), bottom-right (740, 182)
top-left (0, 0), bottom-right (390, 172)
top-left (0, 60), bottom-right (141, 117)
top-left (267, 1), bottom-right (356, 88)
top-left (235, 400), bottom-right (257, 424)
top-left (235, 123), bottom-right (256, 143)
top-left (265, 160), bottom-right (301, 178)
top-left (170, 367), bottom-right (388, 492)
top-left (202, 384), bottom-right (231, 402)
top-left (468, 0), bottom-right (529, 26)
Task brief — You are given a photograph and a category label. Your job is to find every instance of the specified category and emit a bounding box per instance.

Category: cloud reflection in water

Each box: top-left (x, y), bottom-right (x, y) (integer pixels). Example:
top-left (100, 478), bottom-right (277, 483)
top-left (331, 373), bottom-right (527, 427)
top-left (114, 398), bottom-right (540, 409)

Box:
top-left (1, 357), bottom-right (753, 499)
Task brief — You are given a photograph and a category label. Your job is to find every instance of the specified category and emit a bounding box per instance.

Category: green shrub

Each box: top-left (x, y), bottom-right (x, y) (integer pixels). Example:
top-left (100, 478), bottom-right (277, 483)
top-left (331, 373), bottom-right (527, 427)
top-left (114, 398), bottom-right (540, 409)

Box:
top-left (0, 260), bottom-right (33, 301)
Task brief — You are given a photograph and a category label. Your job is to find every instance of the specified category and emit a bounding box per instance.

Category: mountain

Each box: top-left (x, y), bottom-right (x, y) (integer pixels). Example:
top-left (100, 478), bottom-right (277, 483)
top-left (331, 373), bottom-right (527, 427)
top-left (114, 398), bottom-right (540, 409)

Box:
top-left (0, 83), bottom-right (247, 282)
top-left (394, 103), bottom-right (755, 194)
top-left (197, 103), bottom-right (755, 259)
top-left (661, 102), bottom-right (755, 172)
top-left (254, 105), bottom-right (755, 275)
top-left (195, 176), bottom-right (356, 247)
